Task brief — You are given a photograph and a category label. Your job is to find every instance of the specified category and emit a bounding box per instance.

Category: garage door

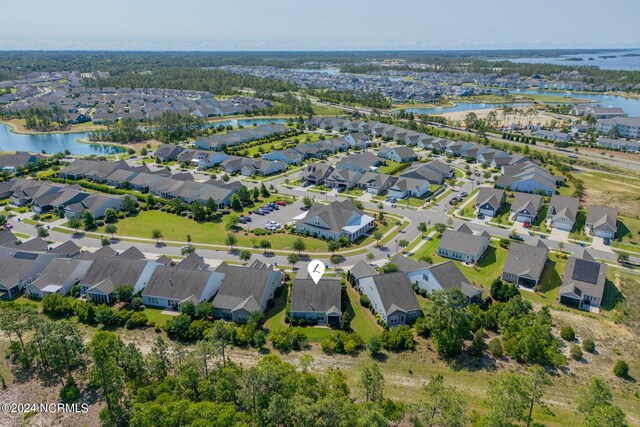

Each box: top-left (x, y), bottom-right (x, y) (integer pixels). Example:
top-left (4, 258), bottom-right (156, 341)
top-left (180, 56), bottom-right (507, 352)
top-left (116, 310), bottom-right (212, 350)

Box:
top-left (479, 208), bottom-right (495, 217)
top-left (516, 214), bottom-right (531, 223)
top-left (554, 222), bottom-right (572, 232)
top-left (595, 229), bottom-right (613, 238)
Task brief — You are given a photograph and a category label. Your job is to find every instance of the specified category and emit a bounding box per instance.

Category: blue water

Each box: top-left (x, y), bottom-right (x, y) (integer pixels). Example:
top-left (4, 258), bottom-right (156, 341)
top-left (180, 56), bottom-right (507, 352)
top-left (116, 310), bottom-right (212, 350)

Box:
top-left (399, 102), bottom-right (534, 115)
top-left (207, 118), bottom-right (288, 128)
top-left (492, 50), bottom-right (640, 71)
top-left (510, 89), bottom-right (640, 116)
top-left (0, 118), bottom-right (289, 155)
top-left (0, 123), bottom-right (125, 155)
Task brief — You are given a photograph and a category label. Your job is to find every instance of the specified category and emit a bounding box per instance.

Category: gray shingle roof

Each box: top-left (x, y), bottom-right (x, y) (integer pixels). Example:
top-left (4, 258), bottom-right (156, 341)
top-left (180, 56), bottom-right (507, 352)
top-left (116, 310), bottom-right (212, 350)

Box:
top-left (371, 272), bottom-right (421, 314)
top-left (503, 240), bottom-right (549, 281)
top-left (212, 263), bottom-right (281, 311)
top-left (142, 266), bottom-right (213, 301)
top-left (559, 250), bottom-right (607, 301)
top-left (475, 188), bottom-right (506, 211)
top-left (389, 254), bottom-right (429, 273)
top-left (549, 195), bottom-right (580, 223)
top-left (586, 205), bottom-right (617, 230)
top-left (438, 224), bottom-right (490, 256)
top-left (349, 260), bottom-right (378, 281)
top-left (290, 278), bottom-right (342, 314)
top-left (428, 261), bottom-right (481, 298)
top-left (82, 257), bottom-right (148, 290)
top-left (301, 199), bottom-right (366, 234)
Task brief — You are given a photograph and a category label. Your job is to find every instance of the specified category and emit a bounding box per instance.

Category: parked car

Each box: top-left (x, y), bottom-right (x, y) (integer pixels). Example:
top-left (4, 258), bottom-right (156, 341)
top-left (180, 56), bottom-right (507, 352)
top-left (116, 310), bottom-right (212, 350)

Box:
top-left (477, 213), bottom-right (485, 220)
top-left (461, 191), bottom-right (468, 197)
top-left (275, 200), bottom-right (287, 206)
top-left (523, 222), bottom-right (530, 228)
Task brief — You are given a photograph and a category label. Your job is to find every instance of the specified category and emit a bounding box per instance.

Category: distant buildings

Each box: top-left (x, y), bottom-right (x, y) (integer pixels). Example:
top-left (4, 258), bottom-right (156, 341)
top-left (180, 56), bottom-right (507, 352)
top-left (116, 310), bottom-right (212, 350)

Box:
top-left (597, 117), bottom-right (640, 139)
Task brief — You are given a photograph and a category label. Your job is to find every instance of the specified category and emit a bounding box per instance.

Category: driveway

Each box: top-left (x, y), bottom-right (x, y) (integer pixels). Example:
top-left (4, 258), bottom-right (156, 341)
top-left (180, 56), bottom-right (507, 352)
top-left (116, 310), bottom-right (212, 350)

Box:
top-left (590, 236), bottom-right (614, 253)
top-left (548, 227), bottom-right (570, 243)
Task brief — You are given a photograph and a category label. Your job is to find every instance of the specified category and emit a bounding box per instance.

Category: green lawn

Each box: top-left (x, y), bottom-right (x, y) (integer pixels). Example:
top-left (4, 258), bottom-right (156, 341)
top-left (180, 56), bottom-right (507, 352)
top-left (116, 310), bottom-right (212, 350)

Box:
top-left (376, 161), bottom-right (402, 175)
top-left (491, 199), bottom-right (513, 226)
top-left (568, 211), bottom-right (592, 243)
top-left (459, 195), bottom-right (477, 218)
top-left (143, 307), bottom-right (176, 327)
top-left (346, 284), bottom-right (382, 340)
top-left (522, 253), bottom-right (567, 306)
top-left (457, 244), bottom-right (509, 290)
top-left (614, 216), bottom-right (640, 250)
top-left (94, 210), bottom-right (331, 251)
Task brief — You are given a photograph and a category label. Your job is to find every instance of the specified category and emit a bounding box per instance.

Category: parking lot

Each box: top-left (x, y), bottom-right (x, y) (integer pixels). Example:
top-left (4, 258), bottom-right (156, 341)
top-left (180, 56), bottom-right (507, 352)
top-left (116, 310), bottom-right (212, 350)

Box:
top-left (247, 199), bottom-right (305, 230)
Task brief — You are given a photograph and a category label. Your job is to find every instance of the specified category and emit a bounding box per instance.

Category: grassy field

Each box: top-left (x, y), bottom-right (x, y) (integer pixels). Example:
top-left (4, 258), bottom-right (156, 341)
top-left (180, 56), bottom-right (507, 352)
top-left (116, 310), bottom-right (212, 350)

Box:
top-left (614, 215), bottom-right (640, 250)
top-left (95, 210), bottom-right (330, 251)
top-left (522, 253), bottom-right (568, 306)
top-left (577, 170), bottom-right (640, 217)
top-left (490, 198), bottom-right (513, 226)
top-left (458, 244), bottom-right (509, 290)
top-left (312, 103), bottom-right (347, 116)
top-left (345, 284), bottom-right (382, 340)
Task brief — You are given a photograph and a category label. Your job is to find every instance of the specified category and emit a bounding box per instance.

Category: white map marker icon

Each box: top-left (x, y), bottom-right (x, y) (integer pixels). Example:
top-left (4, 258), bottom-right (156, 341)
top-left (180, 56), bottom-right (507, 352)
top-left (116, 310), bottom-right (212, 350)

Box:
top-left (308, 260), bottom-right (325, 284)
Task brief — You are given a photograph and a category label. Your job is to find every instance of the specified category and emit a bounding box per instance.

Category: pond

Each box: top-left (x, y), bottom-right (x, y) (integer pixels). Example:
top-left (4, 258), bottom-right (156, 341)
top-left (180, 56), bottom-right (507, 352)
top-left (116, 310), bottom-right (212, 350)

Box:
top-left (0, 123), bottom-right (125, 155)
top-left (510, 89), bottom-right (640, 116)
top-left (398, 102), bottom-right (534, 115)
top-left (0, 118), bottom-right (289, 155)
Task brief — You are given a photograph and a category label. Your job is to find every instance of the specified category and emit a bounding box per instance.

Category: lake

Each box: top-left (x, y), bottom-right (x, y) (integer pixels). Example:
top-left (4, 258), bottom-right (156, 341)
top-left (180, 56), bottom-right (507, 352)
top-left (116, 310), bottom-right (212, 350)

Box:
top-left (398, 102), bottom-right (533, 115)
top-left (0, 118), bottom-right (289, 155)
top-left (493, 50), bottom-right (640, 71)
top-left (510, 89), bottom-right (640, 116)
top-left (0, 123), bottom-right (125, 155)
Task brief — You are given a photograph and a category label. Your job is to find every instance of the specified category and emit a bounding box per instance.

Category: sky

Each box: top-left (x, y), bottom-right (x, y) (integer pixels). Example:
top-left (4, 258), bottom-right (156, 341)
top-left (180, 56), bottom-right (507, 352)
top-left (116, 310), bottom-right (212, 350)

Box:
top-left (2, 0), bottom-right (640, 51)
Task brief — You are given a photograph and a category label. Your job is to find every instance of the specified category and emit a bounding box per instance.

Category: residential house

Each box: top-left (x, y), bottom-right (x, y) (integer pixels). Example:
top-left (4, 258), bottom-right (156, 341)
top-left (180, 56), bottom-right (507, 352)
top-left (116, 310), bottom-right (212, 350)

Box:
top-left (0, 152), bottom-right (45, 173)
top-left (357, 272), bottom-right (422, 326)
top-left (240, 160), bottom-right (287, 177)
top-left (597, 137), bottom-right (640, 153)
top-left (294, 199), bottom-right (374, 241)
top-left (511, 193), bottom-right (544, 224)
top-left (502, 240), bottom-right (549, 289)
top-left (356, 172), bottom-right (396, 195)
top-left (212, 261), bottom-right (282, 323)
top-left (0, 249), bottom-right (59, 299)
top-left (263, 149), bottom-right (303, 165)
top-left (437, 223), bottom-right (490, 264)
top-left (324, 169), bottom-right (363, 191)
top-left (547, 195), bottom-right (580, 231)
top-left (155, 144), bottom-right (185, 162)
top-left (475, 188), bottom-right (506, 217)
top-left (289, 278), bottom-right (342, 326)
top-left (559, 250), bottom-right (607, 310)
top-left (347, 260), bottom-right (378, 287)
top-left (301, 163), bottom-right (334, 186)
top-left (388, 177), bottom-right (429, 199)
top-left (497, 161), bottom-right (560, 196)
top-left (336, 152), bottom-right (382, 174)
top-left (597, 117), bottom-right (640, 139)
top-left (25, 258), bottom-right (92, 299)
top-left (142, 265), bottom-right (224, 310)
top-left (535, 129), bottom-right (572, 142)
top-left (80, 256), bottom-right (159, 304)
top-left (378, 146), bottom-right (417, 163)
top-left (400, 160), bottom-right (453, 184)
top-left (585, 205), bottom-right (618, 239)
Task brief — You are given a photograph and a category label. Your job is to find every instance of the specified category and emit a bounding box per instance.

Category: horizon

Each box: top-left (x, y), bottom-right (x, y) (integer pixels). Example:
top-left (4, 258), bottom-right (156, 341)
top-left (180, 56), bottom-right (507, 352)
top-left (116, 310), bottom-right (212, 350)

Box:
top-left (2, 0), bottom-right (639, 51)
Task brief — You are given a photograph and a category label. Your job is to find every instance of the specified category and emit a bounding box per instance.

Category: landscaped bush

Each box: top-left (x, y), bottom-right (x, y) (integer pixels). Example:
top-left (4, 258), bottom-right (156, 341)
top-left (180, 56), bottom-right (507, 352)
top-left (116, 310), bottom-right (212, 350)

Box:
top-left (359, 294), bottom-right (370, 308)
top-left (270, 329), bottom-right (308, 351)
top-left (560, 326), bottom-right (575, 342)
top-left (613, 360), bottom-right (629, 378)
top-left (570, 345), bottom-right (583, 361)
top-left (582, 338), bottom-right (596, 353)
top-left (321, 331), bottom-right (364, 355)
top-left (125, 312), bottom-right (149, 329)
top-left (380, 326), bottom-right (416, 351)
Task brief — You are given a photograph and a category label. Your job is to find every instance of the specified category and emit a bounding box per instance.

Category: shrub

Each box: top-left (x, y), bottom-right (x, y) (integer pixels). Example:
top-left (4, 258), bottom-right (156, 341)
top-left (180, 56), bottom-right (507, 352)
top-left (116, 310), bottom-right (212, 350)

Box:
top-left (570, 345), bottom-right (583, 361)
top-left (560, 326), bottom-right (575, 342)
top-left (271, 329), bottom-right (308, 351)
top-left (321, 331), bottom-right (364, 355)
top-left (359, 294), bottom-right (370, 307)
top-left (468, 329), bottom-right (484, 357)
top-left (125, 312), bottom-right (148, 329)
top-left (582, 338), bottom-right (596, 353)
top-left (488, 338), bottom-right (503, 358)
top-left (613, 360), bottom-right (629, 378)
top-left (60, 376), bottom-right (80, 403)
top-left (380, 326), bottom-right (416, 351)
